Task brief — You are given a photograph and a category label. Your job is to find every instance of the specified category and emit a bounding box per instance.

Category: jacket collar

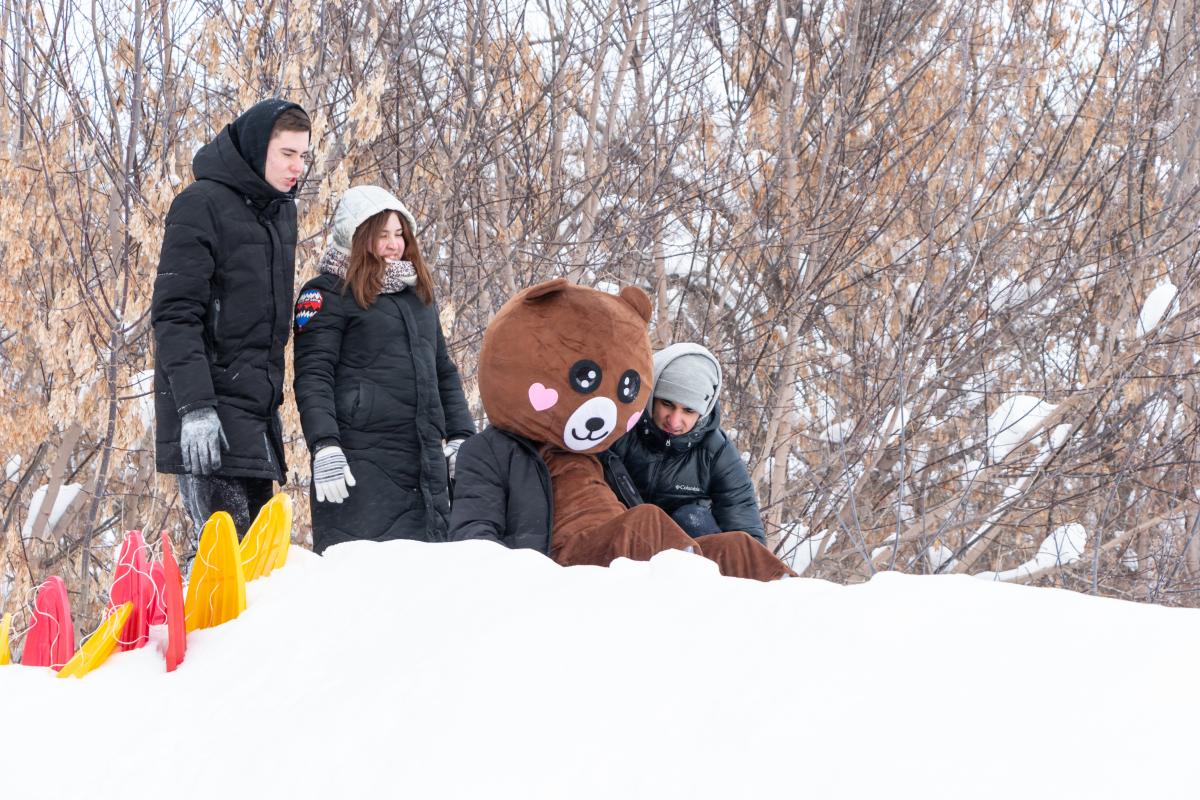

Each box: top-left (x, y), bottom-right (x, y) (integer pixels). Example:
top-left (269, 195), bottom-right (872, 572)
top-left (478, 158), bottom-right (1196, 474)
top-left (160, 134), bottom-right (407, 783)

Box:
top-left (491, 426), bottom-right (542, 454)
top-left (636, 402), bottom-right (720, 453)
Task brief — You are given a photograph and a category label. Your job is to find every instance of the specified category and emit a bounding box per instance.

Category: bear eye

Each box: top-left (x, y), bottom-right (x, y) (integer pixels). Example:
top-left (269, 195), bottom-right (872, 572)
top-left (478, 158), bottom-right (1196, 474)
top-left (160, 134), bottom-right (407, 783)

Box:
top-left (569, 360), bottom-right (602, 394)
top-left (617, 370), bottom-right (640, 404)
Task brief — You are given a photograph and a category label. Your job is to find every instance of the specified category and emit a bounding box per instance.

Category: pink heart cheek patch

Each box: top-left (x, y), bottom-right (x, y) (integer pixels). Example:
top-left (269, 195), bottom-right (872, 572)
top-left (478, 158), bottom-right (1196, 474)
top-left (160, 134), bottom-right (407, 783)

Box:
top-left (528, 383), bottom-right (559, 411)
top-left (626, 413), bottom-right (641, 432)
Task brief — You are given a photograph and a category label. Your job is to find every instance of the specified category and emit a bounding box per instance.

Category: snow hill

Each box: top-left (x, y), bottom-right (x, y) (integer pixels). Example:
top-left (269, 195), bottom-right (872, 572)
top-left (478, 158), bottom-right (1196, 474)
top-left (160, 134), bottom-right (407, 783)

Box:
top-left (4, 539), bottom-right (1199, 799)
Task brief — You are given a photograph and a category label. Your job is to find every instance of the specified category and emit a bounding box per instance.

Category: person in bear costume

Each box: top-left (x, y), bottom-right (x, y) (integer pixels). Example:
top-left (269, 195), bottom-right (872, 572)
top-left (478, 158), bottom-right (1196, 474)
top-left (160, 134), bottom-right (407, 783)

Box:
top-left (449, 278), bottom-right (794, 581)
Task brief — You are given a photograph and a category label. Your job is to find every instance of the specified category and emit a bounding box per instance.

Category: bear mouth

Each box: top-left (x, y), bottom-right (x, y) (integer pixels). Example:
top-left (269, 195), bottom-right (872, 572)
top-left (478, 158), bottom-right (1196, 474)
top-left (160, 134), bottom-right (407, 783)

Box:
top-left (568, 427), bottom-right (612, 443)
top-left (561, 396), bottom-right (620, 451)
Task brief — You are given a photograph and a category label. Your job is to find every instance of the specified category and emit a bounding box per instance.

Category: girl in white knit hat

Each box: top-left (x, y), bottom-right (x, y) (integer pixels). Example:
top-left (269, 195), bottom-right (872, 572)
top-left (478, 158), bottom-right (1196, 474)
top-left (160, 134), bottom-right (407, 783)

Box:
top-left (293, 185), bottom-right (475, 553)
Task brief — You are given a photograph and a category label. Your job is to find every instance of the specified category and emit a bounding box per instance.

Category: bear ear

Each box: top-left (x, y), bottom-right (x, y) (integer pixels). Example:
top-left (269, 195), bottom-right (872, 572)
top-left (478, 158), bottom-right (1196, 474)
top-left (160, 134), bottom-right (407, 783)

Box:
top-left (619, 285), bottom-right (652, 324)
top-left (524, 278), bottom-right (569, 302)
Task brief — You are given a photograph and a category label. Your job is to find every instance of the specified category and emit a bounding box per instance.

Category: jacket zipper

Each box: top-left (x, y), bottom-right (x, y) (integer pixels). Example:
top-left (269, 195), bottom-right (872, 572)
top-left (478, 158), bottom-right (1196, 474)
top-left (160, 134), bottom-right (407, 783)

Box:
top-left (647, 448), bottom-right (666, 499)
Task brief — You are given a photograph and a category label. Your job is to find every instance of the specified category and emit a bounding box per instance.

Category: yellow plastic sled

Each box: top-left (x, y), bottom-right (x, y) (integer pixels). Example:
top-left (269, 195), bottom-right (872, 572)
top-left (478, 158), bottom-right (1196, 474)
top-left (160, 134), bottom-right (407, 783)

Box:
top-left (239, 493), bottom-right (293, 581)
top-left (184, 511), bottom-right (246, 632)
top-left (0, 612), bottom-right (11, 665)
top-left (58, 603), bottom-right (133, 679)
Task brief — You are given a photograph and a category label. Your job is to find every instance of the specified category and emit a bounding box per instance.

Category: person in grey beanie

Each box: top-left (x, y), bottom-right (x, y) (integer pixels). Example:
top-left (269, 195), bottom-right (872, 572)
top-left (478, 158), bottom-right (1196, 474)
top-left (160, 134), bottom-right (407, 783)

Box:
top-left (606, 343), bottom-right (768, 544)
top-left (292, 185), bottom-right (475, 553)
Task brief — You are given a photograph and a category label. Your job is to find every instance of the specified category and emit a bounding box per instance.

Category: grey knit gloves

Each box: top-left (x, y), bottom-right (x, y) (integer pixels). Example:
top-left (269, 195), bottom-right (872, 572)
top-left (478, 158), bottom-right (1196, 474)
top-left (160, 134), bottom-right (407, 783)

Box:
top-left (313, 445), bottom-right (356, 503)
top-left (180, 407), bottom-right (229, 476)
top-left (314, 439), bottom-right (461, 503)
top-left (443, 438), bottom-right (465, 481)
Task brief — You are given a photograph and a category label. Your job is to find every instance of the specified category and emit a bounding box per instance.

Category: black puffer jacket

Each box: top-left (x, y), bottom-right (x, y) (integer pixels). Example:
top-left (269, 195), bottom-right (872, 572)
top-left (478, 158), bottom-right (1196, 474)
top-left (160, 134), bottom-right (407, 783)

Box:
top-left (293, 272), bottom-right (475, 552)
top-left (448, 427), bottom-right (553, 553)
top-left (152, 100), bottom-right (303, 481)
top-left (608, 403), bottom-right (766, 544)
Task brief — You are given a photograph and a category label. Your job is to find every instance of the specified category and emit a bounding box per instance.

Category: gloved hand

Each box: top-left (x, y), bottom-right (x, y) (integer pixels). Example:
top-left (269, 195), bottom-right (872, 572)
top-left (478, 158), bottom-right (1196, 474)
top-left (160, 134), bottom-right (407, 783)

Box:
top-left (313, 445), bottom-right (356, 503)
top-left (443, 438), bottom-right (465, 481)
top-left (180, 407), bottom-right (228, 476)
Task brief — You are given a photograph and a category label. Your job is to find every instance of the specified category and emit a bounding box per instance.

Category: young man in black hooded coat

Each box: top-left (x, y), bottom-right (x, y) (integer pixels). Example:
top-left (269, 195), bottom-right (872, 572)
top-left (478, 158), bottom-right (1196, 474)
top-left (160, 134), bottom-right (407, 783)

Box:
top-left (152, 99), bottom-right (310, 547)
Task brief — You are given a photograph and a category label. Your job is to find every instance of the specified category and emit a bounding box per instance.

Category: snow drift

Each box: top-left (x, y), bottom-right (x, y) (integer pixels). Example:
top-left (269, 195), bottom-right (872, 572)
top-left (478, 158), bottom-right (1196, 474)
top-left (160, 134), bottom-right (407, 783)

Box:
top-left (3, 539), bottom-right (1198, 799)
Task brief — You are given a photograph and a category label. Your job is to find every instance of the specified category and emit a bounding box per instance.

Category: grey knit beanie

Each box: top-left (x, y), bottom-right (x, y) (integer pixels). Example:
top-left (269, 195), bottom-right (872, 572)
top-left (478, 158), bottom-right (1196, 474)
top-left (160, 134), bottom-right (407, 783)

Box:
top-left (652, 345), bottom-right (722, 417)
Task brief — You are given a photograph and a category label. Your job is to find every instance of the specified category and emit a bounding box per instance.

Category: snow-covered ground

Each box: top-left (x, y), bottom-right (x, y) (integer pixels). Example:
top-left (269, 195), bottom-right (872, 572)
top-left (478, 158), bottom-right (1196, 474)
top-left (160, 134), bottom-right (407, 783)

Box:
top-left (4, 539), bottom-right (1199, 799)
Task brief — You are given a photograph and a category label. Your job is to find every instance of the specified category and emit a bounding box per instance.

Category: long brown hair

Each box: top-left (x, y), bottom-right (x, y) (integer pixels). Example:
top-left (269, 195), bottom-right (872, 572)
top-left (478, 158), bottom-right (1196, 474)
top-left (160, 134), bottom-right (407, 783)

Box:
top-left (345, 210), bottom-right (435, 307)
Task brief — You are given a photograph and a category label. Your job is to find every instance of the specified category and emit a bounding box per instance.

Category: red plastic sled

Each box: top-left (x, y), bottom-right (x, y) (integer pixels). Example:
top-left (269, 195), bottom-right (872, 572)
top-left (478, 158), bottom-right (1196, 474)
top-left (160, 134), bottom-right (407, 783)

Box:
top-left (148, 559), bottom-right (168, 626)
top-left (109, 530), bottom-right (154, 651)
top-left (160, 532), bottom-right (187, 672)
top-left (21, 576), bottom-right (75, 670)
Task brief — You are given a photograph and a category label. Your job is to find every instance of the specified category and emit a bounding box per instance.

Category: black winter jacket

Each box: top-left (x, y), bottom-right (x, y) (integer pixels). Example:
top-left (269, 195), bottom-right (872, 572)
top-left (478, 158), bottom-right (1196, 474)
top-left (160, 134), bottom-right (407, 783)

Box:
top-left (448, 426), bottom-right (638, 555)
top-left (152, 100), bottom-right (303, 481)
top-left (448, 427), bottom-right (553, 553)
top-left (293, 272), bottom-right (475, 553)
top-left (608, 403), bottom-right (766, 544)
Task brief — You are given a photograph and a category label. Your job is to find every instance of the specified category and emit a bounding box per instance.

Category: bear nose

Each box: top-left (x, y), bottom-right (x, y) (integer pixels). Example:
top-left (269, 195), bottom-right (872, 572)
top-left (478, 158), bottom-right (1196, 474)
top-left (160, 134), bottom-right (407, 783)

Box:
top-left (585, 417), bottom-right (605, 432)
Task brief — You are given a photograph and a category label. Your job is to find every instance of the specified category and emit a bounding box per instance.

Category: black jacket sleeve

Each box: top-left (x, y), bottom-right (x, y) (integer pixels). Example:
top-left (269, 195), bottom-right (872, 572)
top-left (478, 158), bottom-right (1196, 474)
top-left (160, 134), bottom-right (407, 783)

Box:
top-left (434, 315), bottom-right (476, 441)
top-left (709, 437), bottom-right (767, 544)
top-left (292, 287), bottom-right (347, 451)
top-left (152, 190), bottom-right (220, 415)
top-left (448, 433), bottom-right (507, 544)
top-left (600, 449), bottom-right (643, 508)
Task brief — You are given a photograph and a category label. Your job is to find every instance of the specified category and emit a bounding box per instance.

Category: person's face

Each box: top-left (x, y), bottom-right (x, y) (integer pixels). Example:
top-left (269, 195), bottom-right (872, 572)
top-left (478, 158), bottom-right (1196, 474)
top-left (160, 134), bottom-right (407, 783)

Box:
top-left (371, 213), bottom-right (407, 260)
top-left (263, 129), bottom-right (310, 192)
top-left (652, 397), bottom-right (700, 436)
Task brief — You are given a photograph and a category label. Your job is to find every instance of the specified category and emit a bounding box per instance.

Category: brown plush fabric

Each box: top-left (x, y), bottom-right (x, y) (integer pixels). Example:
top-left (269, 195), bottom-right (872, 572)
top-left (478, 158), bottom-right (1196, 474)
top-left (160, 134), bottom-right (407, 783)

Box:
top-left (692, 531), bottom-right (799, 581)
top-left (479, 279), bottom-right (653, 452)
top-left (541, 442), bottom-right (793, 579)
top-left (555, 504), bottom-right (700, 566)
top-left (477, 279), bottom-right (792, 582)
top-left (542, 447), bottom-right (793, 580)
top-left (541, 447), bottom-right (696, 564)
top-left (539, 446), bottom-right (628, 537)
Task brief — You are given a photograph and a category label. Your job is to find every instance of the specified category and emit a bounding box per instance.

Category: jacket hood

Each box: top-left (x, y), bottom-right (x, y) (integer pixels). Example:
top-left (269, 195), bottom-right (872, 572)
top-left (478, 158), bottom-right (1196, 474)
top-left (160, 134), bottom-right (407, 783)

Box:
top-left (229, 99), bottom-right (305, 181)
top-left (651, 343), bottom-right (723, 413)
top-left (192, 99), bottom-right (305, 207)
top-left (641, 343), bottom-right (724, 452)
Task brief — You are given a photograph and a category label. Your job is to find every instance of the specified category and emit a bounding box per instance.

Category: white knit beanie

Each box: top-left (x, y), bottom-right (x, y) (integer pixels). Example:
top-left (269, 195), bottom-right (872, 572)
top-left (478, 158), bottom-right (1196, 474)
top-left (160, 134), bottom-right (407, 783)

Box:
top-left (329, 185), bottom-right (417, 255)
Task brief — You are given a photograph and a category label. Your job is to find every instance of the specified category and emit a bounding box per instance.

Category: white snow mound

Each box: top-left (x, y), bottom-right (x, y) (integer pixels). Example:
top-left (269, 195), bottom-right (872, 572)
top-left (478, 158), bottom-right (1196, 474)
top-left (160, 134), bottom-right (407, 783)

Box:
top-left (3, 539), bottom-right (1199, 799)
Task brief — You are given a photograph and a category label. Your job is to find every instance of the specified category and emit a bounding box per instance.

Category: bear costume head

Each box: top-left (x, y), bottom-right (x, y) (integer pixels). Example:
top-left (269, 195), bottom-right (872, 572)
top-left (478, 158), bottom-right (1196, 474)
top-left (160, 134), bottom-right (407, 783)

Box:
top-left (479, 279), bottom-right (653, 453)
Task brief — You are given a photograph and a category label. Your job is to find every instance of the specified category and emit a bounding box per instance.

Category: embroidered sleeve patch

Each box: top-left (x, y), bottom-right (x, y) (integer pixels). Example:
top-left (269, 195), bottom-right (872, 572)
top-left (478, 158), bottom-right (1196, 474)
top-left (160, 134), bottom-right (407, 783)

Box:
top-left (295, 289), bottom-right (324, 330)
